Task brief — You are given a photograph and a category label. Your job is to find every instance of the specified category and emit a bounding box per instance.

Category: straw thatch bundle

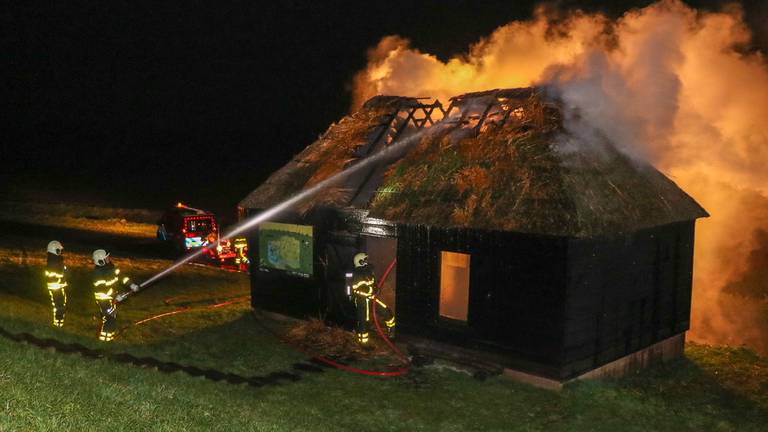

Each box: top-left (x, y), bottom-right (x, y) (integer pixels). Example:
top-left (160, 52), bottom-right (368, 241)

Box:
top-left (284, 318), bottom-right (390, 360)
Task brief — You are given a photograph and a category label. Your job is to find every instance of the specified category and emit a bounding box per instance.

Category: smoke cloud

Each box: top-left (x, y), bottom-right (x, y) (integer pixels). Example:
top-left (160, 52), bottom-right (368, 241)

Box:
top-left (353, 0), bottom-right (768, 353)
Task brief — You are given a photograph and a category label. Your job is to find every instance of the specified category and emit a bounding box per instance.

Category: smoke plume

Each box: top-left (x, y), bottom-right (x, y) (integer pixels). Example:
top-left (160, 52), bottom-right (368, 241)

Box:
top-left (353, 0), bottom-right (768, 353)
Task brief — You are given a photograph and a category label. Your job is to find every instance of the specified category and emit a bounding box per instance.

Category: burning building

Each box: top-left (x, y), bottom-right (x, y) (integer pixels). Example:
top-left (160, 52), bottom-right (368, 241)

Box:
top-left (239, 87), bottom-right (708, 386)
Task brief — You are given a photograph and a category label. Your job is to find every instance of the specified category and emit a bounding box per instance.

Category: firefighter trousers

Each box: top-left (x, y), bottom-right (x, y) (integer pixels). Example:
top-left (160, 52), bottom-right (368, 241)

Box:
top-left (96, 299), bottom-right (117, 341)
top-left (354, 296), bottom-right (396, 343)
top-left (48, 288), bottom-right (66, 327)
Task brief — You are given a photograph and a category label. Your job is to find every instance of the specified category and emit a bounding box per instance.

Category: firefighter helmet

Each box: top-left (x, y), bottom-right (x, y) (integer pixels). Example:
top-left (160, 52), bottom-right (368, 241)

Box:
top-left (92, 249), bottom-right (110, 266)
top-left (353, 253), bottom-right (369, 268)
top-left (47, 240), bottom-right (63, 255)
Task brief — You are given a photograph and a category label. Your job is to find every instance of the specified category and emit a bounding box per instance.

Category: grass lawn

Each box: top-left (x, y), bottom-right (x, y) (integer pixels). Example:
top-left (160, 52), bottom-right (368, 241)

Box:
top-left (0, 201), bottom-right (158, 238)
top-left (0, 232), bottom-right (767, 430)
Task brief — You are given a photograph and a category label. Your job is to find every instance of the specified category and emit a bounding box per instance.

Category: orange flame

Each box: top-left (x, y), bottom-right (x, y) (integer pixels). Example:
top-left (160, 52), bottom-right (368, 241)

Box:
top-left (354, 0), bottom-right (768, 353)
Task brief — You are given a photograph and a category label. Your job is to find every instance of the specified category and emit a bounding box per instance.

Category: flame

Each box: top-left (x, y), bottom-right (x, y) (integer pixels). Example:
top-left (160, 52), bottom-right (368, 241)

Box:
top-left (353, 0), bottom-right (768, 352)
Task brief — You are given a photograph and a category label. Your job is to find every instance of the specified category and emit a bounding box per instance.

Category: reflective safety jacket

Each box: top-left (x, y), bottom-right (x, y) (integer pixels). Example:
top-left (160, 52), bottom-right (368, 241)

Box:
top-left (45, 253), bottom-right (67, 290)
top-left (351, 266), bottom-right (376, 298)
top-left (92, 262), bottom-right (131, 301)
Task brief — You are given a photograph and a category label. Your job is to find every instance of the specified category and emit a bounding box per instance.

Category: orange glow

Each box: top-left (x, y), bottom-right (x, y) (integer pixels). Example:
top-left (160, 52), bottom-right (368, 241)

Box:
top-left (439, 251), bottom-right (470, 321)
top-left (354, 0), bottom-right (768, 352)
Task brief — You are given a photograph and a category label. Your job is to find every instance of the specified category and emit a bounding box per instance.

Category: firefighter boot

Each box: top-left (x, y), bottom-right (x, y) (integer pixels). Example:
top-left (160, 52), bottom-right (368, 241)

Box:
top-left (385, 318), bottom-right (396, 340)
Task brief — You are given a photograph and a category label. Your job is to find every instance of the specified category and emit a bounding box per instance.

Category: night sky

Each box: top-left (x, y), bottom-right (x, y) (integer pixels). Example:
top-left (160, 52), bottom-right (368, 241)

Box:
top-left (5, 1), bottom-right (766, 216)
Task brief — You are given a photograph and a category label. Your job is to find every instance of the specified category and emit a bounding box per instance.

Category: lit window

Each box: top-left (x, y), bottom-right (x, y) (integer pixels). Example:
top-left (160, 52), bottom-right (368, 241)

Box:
top-left (439, 251), bottom-right (470, 321)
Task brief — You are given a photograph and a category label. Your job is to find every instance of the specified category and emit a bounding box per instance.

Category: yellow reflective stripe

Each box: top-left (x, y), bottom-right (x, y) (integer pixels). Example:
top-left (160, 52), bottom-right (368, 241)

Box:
top-left (375, 298), bottom-right (387, 308)
top-left (352, 280), bottom-right (374, 297)
top-left (44, 271), bottom-right (64, 278)
top-left (94, 288), bottom-right (114, 300)
top-left (122, 277), bottom-right (129, 284)
top-left (351, 279), bottom-right (373, 289)
top-left (365, 298), bottom-right (370, 322)
top-left (95, 277), bottom-right (119, 287)
top-left (115, 269), bottom-right (120, 275)
top-left (47, 282), bottom-right (68, 290)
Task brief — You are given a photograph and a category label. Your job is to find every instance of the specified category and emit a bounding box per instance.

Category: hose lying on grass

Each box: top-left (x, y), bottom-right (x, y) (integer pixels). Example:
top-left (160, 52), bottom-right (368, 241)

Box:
top-left (131, 296), bottom-right (250, 326)
top-left (0, 251), bottom-right (408, 383)
top-left (0, 291), bottom-right (331, 387)
top-left (127, 290), bottom-right (410, 377)
top-left (254, 257), bottom-right (411, 377)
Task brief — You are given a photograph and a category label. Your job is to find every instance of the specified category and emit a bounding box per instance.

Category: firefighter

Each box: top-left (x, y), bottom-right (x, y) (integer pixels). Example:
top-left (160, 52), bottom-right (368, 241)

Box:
top-left (233, 237), bottom-right (249, 270)
top-left (92, 249), bottom-right (139, 341)
top-left (44, 240), bottom-right (67, 327)
top-left (351, 252), bottom-right (395, 344)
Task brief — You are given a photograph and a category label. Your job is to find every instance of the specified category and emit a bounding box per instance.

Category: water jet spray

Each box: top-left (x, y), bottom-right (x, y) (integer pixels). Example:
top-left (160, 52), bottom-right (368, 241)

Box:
top-left (122, 125), bottom-right (445, 300)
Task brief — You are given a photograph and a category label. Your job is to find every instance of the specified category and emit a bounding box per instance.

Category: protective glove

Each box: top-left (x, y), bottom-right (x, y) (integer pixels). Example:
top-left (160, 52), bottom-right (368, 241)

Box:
top-left (130, 283), bottom-right (140, 292)
top-left (115, 292), bottom-right (129, 303)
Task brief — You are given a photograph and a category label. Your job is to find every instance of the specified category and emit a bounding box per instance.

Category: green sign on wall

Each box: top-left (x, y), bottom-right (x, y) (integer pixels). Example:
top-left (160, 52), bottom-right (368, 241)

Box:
top-left (258, 222), bottom-right (313, 278)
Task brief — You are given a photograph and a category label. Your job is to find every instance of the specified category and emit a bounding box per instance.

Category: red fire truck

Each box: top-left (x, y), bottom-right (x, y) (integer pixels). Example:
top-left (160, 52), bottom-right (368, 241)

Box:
top-left (157, 203), bottom-right (248, 269)
top-left (157, 203), bottom-right (220, 253)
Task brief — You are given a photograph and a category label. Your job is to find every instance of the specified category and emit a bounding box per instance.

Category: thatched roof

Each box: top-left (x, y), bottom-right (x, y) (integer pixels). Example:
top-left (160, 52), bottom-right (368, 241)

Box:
top-left (240, 95), bottom-right (420, 211)
top-left (240, 88), bottom-right (707, 238)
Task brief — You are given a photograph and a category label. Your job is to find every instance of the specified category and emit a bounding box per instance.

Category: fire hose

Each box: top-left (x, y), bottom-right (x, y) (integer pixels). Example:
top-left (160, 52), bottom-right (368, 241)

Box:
top-left (130, 296), bottom-right (251, 327)
top-left (253, 257), bottom-right (410, 377)
top-left (309, 257), bottom-right (409, 376)
top-left (125, 258), bottom-right (409, 377)
top-left (371, 258), bottom-right (409, 364)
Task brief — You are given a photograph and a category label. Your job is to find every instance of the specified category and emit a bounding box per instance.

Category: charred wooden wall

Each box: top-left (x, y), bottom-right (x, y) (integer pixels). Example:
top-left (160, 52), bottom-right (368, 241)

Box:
top-left (560, 221), bottom-right (695, 378)
top-left (395, 224), bottom-right (569, 375)
top-left (245, 205), bottom-right (697, 380)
